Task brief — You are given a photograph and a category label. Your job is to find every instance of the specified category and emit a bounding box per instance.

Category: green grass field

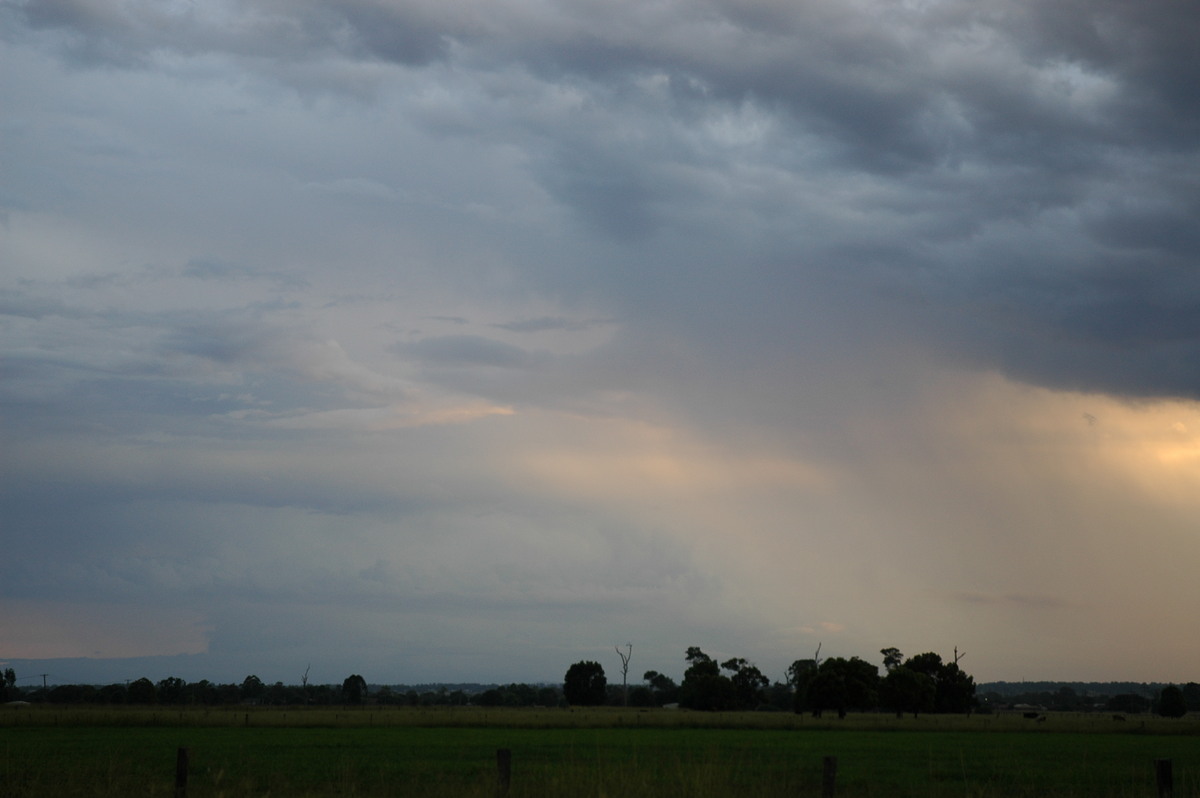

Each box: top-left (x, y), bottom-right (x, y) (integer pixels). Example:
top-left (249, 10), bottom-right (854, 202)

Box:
top-left (2, 706), bottom-right (1197, 797)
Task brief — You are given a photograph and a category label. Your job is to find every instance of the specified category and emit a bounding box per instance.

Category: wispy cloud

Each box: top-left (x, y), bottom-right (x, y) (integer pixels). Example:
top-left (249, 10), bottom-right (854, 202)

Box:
top-left (493, 316), bottom-right (610, 334)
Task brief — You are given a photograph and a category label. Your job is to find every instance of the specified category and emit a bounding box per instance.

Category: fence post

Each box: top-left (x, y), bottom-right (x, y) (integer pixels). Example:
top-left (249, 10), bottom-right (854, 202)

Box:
top-left (496, 748), bottom-right (512, 796)
top-left (1155, 759), bottom-right (1173, 798)
top-left (822, 755), bottom-right (837, 797)
top-left (174, 746), bottom-right (189, 798)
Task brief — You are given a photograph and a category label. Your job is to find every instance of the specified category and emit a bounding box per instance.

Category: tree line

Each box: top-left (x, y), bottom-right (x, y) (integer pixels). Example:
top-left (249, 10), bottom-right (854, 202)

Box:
top-left (1, 670), bottom-right (388, 707)
top-left (565, 646), bottom-right (1195, 718)
top-left (977, 682), bottom-right (1200, 717)
top-left (4, 654), bottom-right (1194, 717)
top-left (565, 645), bottom-right (979, 716)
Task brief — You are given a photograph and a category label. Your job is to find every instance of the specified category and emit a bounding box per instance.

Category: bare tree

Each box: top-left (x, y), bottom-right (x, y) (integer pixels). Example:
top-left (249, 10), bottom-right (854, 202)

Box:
top-left (615, 643), bottom-right (633, 706)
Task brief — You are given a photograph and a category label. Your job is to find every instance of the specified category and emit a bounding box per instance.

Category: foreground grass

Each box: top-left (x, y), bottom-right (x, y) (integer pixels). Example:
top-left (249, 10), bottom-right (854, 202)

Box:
top-left (2, 706), bottom-right (1197, 797)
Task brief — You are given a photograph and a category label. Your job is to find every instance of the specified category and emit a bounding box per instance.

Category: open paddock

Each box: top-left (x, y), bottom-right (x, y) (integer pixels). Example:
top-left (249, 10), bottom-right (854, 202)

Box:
top-left (2, 706), bottom-right (1197, 796)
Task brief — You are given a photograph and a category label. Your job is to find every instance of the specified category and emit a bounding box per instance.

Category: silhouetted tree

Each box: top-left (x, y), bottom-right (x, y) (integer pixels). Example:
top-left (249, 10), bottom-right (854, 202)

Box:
top-left (629, 685), bottom-right (654, 706)
top-left (1158, 685), bottom-right (1187, 718)
top-left (679, 647), bottom-right (736, 711)
top-left (563, 661), bottom-right (607, 706)
top-left (788, 657), bottom-right (820, 713)
top-left (643, 670), bottom-right (679, 705)
top-left (721, 657), bottom-right (770, 709)
top-left (97, 683), bottom-right (127, 704)
top-left (881, 666), bottom-right (935, 717)
top-left (475, 688), bottom-right (504, 706)
top-left (241, 675), bottom-right (265, 703)
top-left (127, 677), bottom-right (157, 704)
top-left (48, 683), bottom-right (96, 703)
top-left (806, 657), bottom-right (880, 718)
top-left (156, 677), bottom-right (187, 705)
top-left (891, 652), bottom-right (976, 713)
top-left (1183, 682), bottom-right (1200, 712)
top-left (341, 674), bottom-right (368, 705)
top-left (934, 661), bottom-right (976, 713)
top-left (184, 679), bottom-right (218, 705)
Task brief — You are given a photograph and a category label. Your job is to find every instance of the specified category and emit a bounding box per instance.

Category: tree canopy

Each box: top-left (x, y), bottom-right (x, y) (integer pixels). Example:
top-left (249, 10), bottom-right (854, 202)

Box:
top-left (563, 661), bottom-right (607, 706)
top-left (1158, 685), bottom-right (1187, 718)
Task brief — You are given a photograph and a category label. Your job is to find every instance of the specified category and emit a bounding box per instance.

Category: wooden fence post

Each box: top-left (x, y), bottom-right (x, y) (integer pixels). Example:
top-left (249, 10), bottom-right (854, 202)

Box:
top-left (496, 748), bottom-right (512, 796)
top-left (174, 746), bottom-right (189, 798)
top-left (1155, 758), bottom-right (1173, 798)
top-left (822, 755), bottom-right (837, 797)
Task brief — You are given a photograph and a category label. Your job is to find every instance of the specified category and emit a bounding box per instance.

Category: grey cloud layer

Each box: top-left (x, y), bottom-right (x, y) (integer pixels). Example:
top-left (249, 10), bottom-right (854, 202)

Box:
top-left (4, 0), bottom-right (1200, 683)
top-left (67, 0), bottom-right (1186, 401)
top-left (6, 0), bottom-right (1197, 481)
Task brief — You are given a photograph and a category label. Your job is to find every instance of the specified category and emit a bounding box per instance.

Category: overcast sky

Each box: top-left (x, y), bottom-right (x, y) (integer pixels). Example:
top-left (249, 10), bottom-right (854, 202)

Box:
top-left (3, 0), bottom-right (1200, 689)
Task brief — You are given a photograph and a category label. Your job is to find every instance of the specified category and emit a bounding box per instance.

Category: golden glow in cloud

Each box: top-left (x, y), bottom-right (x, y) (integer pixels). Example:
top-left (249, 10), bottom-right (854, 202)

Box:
top-left (484, 371), bottom-right (1200, 680)
top-left (0, 601), bottom-right (210, 660)
top-left (511, 415), bottom-right (836, 506)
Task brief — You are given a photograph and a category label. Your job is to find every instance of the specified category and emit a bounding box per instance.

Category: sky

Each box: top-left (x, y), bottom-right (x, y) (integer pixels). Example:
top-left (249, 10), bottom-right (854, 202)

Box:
top-left (3, 0), bottom-right (1200, 689)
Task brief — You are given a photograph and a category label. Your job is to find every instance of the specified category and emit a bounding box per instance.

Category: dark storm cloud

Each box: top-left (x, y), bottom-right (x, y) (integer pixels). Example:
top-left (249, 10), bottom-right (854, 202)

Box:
top-left (9, 0), bottom-right (1200, 399)
top-left (1012, 0), bottom-right (1200, 138)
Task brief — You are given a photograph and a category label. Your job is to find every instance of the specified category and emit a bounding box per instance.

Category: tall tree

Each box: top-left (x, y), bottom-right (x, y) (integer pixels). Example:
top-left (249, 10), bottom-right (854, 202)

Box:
top-left (241, 674), bottom-right (265, 703)
top-left (679, 647), bottom-right (736, 711)
top-left (341, 674), bottom-right (368, 705)
top-left (721, 658), bottom-right (770, 709)
top-left (643, 670), bottom-right (678, 705)
top-left (806, 657), bottom-right (880, 718)
top-left (1183, 683), bottom-right (1200, 712)
top-left (787, 657), bottom-right (819, 714)
top-left (563, 661), bottom-right (607, 706)
top-left (127, 677), bottom-right (157, 704)
top-left (934, 662), bottom-right (976, 713)
top-left (897, 652), bottom-right (976, 714)
top-left (880, 666), bottom-right (935, 717)
top-left (1158, 685), bottom-right (1187, 718)
top-left (156, 676), bottom-right (187, 705)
